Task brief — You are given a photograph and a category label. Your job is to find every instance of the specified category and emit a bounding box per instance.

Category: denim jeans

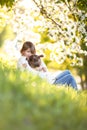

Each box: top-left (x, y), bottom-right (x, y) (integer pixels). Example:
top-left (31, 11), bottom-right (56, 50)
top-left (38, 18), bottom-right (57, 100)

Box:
top-left (53, 70), bottom-right (77, 90)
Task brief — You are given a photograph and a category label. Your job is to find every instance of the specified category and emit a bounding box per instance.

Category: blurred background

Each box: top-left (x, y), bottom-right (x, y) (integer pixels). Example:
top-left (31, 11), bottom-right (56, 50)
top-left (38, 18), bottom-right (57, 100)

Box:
top-left (0, 0), bottom-right (87, 90)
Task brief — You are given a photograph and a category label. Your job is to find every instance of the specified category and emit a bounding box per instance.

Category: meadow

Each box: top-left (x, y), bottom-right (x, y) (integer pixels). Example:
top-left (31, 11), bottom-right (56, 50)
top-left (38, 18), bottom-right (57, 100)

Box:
top-left (0, 58), bottom-right (87, 130)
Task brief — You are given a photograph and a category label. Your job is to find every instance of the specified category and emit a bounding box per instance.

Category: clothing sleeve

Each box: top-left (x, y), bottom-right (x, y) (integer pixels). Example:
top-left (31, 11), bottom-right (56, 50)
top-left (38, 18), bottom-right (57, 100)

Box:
top-left (17, 56), bottom-right (40, 76)
top-left (17, 56), bottom-right (27, 71)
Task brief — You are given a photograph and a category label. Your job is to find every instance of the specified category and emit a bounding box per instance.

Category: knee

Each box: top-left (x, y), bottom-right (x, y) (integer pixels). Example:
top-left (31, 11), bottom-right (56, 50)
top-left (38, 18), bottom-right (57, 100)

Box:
top-left (69, 75), bottom-right (77, 89)
top-left (65, 70), bottom-right (71, 74)
top-left (69, 74), bottom-right (75, 81)
top-left (69, 75), bottom-right (73, 80)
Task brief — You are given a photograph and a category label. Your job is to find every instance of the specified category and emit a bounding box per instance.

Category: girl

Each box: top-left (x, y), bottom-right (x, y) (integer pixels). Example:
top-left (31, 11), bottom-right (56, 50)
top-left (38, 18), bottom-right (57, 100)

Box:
top-left (17, 41), bottom-right (47, 72)
top-left (17, 41), bottom-right (77, 90)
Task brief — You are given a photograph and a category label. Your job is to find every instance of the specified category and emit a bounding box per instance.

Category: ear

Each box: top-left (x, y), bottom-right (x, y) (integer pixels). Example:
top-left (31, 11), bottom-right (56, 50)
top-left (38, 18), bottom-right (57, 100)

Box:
top-left (38, 54), bottom-right (44, 58)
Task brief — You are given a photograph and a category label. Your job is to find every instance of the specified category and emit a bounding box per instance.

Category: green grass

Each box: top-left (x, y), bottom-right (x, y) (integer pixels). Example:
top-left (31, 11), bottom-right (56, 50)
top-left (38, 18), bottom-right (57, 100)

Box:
top-left (0, 59), bottom-right (87, 130)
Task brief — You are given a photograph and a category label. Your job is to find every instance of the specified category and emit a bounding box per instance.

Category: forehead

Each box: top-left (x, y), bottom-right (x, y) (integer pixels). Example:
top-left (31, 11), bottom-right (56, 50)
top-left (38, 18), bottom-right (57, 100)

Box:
top-left (26, 48), bottom-right (31, 51)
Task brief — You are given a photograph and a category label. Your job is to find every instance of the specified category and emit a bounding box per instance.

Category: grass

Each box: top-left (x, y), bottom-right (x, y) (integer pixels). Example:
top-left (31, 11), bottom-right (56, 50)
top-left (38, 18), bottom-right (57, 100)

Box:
top-left (0, 58), bottom-right (87, 130)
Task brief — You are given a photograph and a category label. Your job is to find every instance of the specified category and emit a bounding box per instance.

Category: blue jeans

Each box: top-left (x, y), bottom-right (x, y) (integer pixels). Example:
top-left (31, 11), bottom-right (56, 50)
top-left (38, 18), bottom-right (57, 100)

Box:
top-left (53, 70), bottom-right (77, 90)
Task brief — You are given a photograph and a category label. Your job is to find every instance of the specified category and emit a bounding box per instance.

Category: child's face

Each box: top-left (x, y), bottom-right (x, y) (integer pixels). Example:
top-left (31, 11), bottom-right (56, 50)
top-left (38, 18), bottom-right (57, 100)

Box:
top-left (22, 48), bottom-right (32, 59)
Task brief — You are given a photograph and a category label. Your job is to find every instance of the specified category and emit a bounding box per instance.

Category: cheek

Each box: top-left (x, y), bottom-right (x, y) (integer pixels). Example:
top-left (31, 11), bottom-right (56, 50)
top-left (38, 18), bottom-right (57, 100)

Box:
top-left (22, 51), bottom-right (26, 56)
top-left (28, 53), bottom-right (32, 56)
top-left (27, 54), bottom-right (32, 59)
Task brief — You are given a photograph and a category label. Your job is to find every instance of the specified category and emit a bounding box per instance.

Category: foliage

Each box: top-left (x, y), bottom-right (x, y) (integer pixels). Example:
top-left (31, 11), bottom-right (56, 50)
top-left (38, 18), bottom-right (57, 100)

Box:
top-left (0, 59), bottom-right (87, 130)
top-left (0, 6), bottom-right (15, 47)
top-left (32, 0), bottom-right (87, 89)
top-left (77, 0), bottom-right (87, 11)
top-left (0, 0), bottom-right (15, 7)
top-left (0, 0), bottom-right (87, 12)
top-left (0, 0), bottom-right (87, 88)
top-left (32, 0), bottom-right (87, 63)
top-left (1, 0), bottom-right (87, 65)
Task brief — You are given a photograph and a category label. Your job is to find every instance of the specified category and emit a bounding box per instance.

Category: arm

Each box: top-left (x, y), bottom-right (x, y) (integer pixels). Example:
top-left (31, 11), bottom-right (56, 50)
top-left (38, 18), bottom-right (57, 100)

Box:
top-left (17, 56), bottom-right (41, 76)
top-left (40, 61), bottom-right (48, 72)
top-left (17, 56), bottom-right (28, 70)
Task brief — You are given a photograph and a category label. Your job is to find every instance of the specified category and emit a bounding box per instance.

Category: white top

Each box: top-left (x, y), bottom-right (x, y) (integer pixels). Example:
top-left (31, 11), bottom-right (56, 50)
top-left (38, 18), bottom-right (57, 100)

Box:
top-left (17, 55), bottom-right (62, 84)
top-left (17, 55), bottom-right (39, 74)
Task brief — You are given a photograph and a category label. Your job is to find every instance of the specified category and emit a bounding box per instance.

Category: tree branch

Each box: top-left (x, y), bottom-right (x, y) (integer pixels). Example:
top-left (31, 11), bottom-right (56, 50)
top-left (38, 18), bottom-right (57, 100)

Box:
top-left (32, 0), bottom-right (65, 37)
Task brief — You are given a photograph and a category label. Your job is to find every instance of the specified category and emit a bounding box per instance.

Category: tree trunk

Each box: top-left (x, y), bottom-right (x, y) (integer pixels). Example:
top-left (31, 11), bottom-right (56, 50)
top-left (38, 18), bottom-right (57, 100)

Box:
top-left (80, 74), bottom-right (85, 90)
top-left (84, 75), bottom-right (87, 89)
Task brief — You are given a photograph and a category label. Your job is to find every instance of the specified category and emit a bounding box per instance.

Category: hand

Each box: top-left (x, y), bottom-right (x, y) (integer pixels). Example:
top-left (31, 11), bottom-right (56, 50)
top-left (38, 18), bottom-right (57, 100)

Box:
top-left (42, 67), bottom-right (47, 72)
top-left (38, 67), bottom-right (47, 72)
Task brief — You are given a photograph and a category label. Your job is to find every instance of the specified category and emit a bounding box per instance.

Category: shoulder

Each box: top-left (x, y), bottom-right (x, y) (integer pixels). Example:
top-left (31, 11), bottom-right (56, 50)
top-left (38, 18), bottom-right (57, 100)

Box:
top-left (17, 56), bottom-right (28, 66)
top-left (41, 60), bottom-right (48, 70)
top-left (17, 55), bottom-right (28, 69)
top-left (18, 56), bottom-right (26, 62)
